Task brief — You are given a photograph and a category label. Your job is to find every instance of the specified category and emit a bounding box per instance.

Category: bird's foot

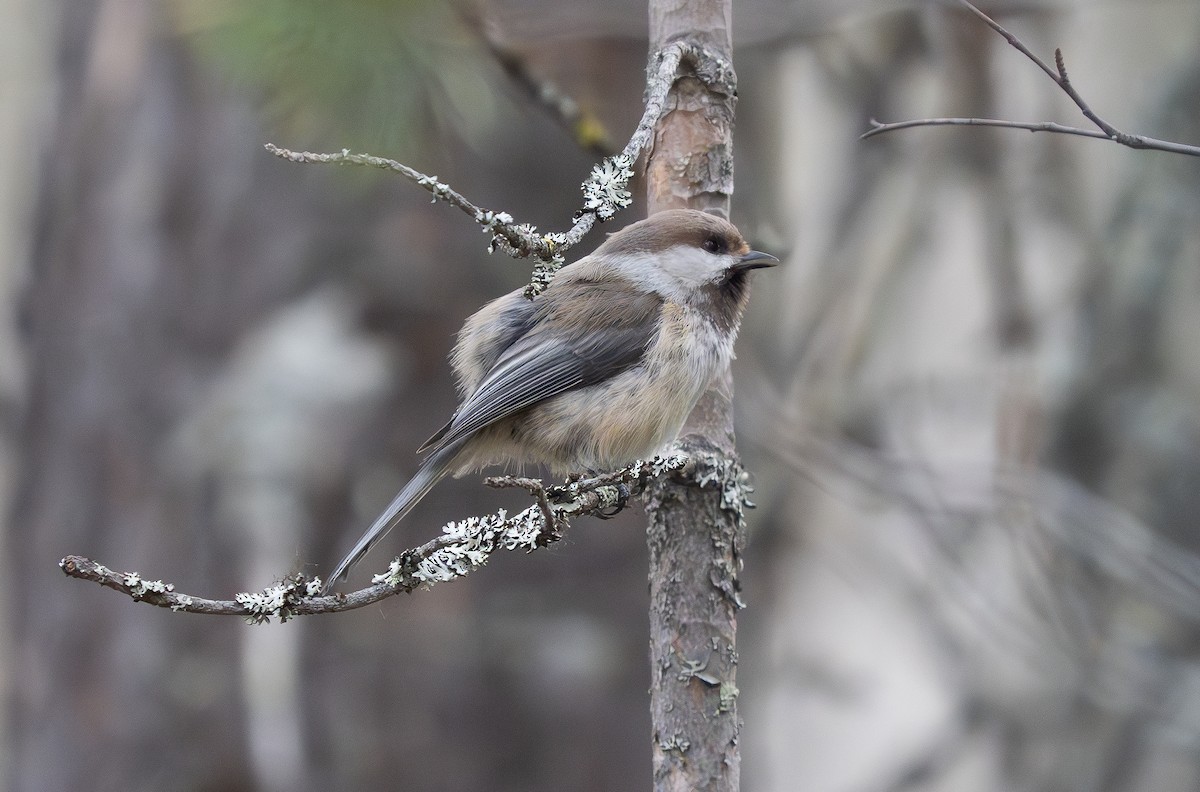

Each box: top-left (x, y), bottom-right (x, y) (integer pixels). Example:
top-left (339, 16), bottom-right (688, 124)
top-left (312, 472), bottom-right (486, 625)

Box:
top-left (595, 482), bottom-right (631, 519)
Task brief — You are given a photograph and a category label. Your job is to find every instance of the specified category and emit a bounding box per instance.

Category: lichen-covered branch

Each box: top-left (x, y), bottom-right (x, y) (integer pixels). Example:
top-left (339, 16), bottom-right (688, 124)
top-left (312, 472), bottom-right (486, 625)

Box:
top-left (861, 0), bottom-right (1200, 157)
top-left (61, 454), bottom-right (691, 622)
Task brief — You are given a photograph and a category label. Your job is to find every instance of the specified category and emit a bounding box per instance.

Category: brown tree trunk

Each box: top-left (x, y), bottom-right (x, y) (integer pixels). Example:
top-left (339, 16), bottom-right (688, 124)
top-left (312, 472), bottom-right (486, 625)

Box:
top-left (644, 2), bottom-right (743, 790)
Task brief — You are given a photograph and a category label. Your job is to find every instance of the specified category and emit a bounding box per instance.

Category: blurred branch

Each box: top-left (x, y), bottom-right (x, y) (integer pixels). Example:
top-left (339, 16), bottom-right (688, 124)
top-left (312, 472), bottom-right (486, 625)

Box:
top-left (861, 0), bottom-right (1200, 157)
top-left (864, 116), bottom-right (1112, 141)
top-left (771, 423), bottom-right (1200, 619)
top-left (464, 9), bottom-right (617, 157)
top-left (61, 455), bottom-right (691, 622)
top-left (266, 40), bottom-right (721, 296)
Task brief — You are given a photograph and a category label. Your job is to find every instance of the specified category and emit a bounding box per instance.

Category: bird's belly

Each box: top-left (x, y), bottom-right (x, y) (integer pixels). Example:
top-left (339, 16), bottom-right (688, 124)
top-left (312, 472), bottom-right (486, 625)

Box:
top-left (520, 371), bottom-right (699, 472)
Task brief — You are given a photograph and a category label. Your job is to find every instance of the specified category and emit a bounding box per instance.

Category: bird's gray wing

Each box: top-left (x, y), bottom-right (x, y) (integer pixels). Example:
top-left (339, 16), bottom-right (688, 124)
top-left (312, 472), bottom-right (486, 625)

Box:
top-left (417, 296), bottom-right (539, 453)
top-left (421, 282), bottom-right (662, 455)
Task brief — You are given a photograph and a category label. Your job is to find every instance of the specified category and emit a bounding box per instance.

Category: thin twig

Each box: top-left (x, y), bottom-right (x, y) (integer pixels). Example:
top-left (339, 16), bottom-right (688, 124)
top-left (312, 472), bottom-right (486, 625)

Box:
top-left (862, 117), bottom-right (1110, 141)
top-left (861, 0), bottom-right (1200, 157)
top-left (264, 144), bottom-right (551, 255)
top-left (61, 455), bottom-right (692, 621)
top-left (955, 0), bottom-right (1059, 82)
top-left (486, 475), bottom-right (562, 541)
top-left (1050, 46), bottom-right (1121, 139)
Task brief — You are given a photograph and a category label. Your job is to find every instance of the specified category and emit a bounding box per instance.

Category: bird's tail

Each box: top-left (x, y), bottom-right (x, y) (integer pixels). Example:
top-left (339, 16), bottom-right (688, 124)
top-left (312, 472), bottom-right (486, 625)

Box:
top-left (324, 437), bottom-right (468, 591)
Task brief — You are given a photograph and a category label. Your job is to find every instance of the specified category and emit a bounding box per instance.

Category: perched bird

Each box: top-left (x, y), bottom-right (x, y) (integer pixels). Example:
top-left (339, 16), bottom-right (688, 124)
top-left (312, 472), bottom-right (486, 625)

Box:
top-left (326, 209), bottom-right (775, 588)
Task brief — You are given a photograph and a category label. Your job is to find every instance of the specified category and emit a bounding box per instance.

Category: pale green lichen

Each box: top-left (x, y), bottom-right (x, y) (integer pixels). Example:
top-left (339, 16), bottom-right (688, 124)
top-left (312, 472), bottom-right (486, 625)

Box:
top-left (581, 154), bottom-right (634, 220)
top-left (659, 733), bottom-right (691, 754)
top-left (372, 505), bottom-right (548, 590)
top-left (718, 681), bottom-right (740, 713)
top-left (123, 573), bottom-right (175, 598)
top-left (235, 577), bottom-right (312, 624)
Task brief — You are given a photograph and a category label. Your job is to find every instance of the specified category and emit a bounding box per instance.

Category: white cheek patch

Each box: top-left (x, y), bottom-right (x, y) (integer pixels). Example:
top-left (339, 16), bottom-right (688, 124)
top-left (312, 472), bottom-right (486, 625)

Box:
top-left (606, 247), bottom-right (730, 302)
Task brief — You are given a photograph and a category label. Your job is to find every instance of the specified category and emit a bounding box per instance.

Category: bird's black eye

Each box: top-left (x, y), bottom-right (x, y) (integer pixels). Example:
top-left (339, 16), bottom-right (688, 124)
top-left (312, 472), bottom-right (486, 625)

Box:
top-left (702, 235), bottom-right (725, 254)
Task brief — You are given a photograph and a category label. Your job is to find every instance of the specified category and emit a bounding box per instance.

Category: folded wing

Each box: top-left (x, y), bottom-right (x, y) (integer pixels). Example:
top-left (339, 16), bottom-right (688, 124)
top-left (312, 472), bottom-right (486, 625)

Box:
top-left (421, 281), bottom-right (663, 455)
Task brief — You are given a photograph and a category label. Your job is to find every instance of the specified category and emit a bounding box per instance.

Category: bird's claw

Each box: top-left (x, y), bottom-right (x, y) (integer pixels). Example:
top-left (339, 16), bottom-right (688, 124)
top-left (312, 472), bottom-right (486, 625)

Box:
top-left (595, 482), bottom-right (631, 519)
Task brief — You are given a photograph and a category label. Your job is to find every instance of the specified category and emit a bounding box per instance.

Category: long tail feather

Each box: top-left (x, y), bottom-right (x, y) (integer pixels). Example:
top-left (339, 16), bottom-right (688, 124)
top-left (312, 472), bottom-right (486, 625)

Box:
top-left (324, 437), bottom-right (467, 591)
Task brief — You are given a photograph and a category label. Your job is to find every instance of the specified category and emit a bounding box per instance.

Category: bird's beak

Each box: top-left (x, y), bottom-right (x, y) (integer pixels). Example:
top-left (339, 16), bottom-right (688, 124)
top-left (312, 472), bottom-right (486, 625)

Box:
top-left (730, 250), bottom-right (779, 273)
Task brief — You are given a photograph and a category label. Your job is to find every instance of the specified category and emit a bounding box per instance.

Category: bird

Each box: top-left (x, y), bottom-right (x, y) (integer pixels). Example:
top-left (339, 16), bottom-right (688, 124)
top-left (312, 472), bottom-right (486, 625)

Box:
top-left (325, 208), bottom-right (776, 589)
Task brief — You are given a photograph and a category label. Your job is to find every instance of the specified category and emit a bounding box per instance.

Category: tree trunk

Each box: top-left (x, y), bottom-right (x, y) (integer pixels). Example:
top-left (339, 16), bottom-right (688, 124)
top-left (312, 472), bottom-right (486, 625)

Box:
top-left (644, 2), bottom-right (743, 791)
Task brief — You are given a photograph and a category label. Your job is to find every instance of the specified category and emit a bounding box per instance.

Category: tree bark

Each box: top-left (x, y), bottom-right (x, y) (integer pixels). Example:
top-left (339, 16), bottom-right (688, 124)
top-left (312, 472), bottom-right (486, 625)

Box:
top-left (644, 2), bottom-right (743, 791)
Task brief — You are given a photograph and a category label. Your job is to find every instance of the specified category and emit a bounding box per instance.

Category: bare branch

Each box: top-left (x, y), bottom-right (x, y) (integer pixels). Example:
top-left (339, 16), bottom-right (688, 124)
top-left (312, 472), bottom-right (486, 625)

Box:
top-left (955, 0), bottom-right (1059, 82)
top-left (862, 117), bottom-right (1111, 141)
top-left (61, 454), bottom-right (692, 621)
top-left (1050, 46), bottom-right (1120, 139)
top-left (862, 0), bottom-right (1200, 157)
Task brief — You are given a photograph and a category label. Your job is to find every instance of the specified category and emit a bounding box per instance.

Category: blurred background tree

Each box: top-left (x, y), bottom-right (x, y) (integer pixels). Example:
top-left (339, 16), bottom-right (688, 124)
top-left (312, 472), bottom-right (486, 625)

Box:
top-left (3, 1), bottom-right (1200, 791)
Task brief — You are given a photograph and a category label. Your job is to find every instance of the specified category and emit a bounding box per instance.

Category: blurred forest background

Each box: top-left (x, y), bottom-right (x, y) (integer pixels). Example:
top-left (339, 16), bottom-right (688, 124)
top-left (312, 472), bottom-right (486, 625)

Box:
top-left (4, 0), bottom-right (1200, 790)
